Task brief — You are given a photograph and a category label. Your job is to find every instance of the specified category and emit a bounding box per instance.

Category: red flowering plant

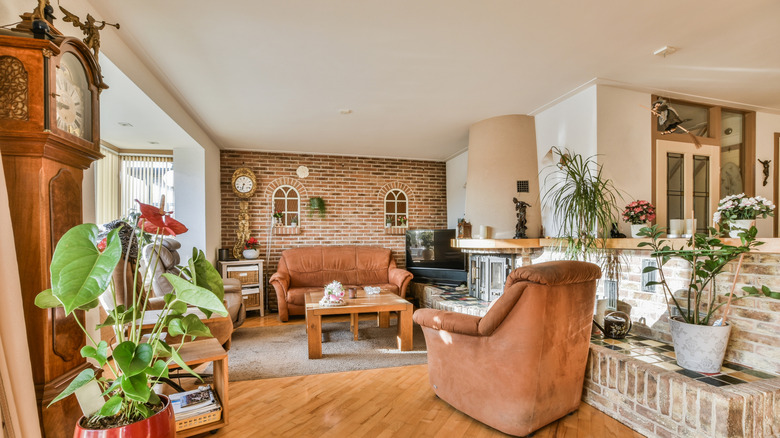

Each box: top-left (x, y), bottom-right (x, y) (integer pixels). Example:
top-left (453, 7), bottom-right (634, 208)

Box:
top-left (244, 237), bottom-right (260, 250)
top-left (622, 200), bottom-right (656, 225)
top-left (34, 196), bottom-right (227, 431)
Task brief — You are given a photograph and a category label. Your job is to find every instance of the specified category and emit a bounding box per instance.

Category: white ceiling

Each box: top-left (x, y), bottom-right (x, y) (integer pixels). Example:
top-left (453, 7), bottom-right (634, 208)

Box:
top-left (7, 0), bottom-right (780, 160)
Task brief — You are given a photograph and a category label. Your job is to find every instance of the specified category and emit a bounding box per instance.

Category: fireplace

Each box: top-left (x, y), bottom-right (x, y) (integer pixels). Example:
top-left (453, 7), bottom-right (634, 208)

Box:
top-left (467, 253), bottom-right (517, 301)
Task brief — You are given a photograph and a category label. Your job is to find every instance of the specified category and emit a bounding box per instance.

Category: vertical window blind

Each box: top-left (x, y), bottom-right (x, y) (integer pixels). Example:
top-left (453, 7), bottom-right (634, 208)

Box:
top-left (95, 146), bottom-right (121, 225)
top-left (119, 154), bottom-right (174, 216)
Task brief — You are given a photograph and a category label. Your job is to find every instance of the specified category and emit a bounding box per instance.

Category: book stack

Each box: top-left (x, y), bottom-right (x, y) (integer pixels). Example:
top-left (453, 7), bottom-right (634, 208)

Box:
top-left (169, 385), bottom-right (222, 431)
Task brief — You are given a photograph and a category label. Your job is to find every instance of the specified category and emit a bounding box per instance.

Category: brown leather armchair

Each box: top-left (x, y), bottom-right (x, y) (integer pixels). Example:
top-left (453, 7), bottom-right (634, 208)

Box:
top-left (270, 246), bottom-right (413, 321)
top-left (413, 260), bottom-right (601, 437)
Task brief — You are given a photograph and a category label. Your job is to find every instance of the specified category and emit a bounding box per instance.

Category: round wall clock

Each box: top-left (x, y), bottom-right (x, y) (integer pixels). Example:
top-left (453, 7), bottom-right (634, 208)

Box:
top-left (231, 167), bottom-right (257, 198)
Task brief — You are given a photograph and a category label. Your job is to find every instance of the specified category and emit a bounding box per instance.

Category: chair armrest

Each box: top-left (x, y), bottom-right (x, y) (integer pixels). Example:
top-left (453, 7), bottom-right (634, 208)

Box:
top-left (223, 277), bottom-right (242, 295)
top-left (146, 296), bottom-right (166, 310)
top-left (388, 267), bottom-right (413, 298)
top-left (413, 308), bottom-right (480, 336)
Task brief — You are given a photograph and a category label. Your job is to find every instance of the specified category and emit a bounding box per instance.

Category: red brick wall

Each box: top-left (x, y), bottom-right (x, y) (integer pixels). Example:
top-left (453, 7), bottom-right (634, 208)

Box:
top-left (220, 150), bottom-right (447, 311)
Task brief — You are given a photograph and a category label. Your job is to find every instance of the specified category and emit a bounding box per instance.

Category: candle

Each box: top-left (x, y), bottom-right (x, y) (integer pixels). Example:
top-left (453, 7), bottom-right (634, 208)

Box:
top-left (480, 225), bottom-right (490, 239)
top-left (685, 219), bottom-right (696, 236)
top-left (669, 220), bottom-right (684, 236)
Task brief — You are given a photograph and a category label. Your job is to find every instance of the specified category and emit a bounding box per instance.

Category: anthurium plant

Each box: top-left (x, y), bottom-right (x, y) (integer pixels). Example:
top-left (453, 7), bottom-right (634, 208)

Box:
top-left (638, 224), bottom-right (763, 325)
top-left (34, 199), bottom-right (228, 429)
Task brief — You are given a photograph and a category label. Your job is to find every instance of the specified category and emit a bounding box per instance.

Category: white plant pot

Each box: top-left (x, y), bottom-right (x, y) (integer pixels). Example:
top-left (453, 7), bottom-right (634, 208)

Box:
top-left (669, 317), bottom-right (731, 373)
top-left (630, 223), bottom-right (647, 238)
top-left (243, 249), bottom-right (259, 260)
top-left (728, 219), bottom-right (755, 238)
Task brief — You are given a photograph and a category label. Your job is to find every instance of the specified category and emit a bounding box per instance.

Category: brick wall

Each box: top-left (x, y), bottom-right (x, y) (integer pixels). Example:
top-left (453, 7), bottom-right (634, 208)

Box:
top-left (220, 150), bottom-right (447, 311)
top-left (585, 344), bottom-right (780, 437)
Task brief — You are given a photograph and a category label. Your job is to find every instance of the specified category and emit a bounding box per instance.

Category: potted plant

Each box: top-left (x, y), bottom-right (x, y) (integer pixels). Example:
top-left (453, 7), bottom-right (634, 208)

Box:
top-left (712, 193), bottom-right (775, 237)
top-left (399, 215), bottom-right (408, 227)
top-left (420, 232), bottom-right (434, 260)
top-left (308, 197), bottom-right (326, 218)
top-left (291, 215), bottom-right (299, 227)
top-left (243, 237), bottom-right (260, 259)
top-left (34, 200), bottom-right (228, 437)
top-left (272, 210), bottom-right (284, 225)
top-left (638, 224), bottom-right (763, 372)
top-left (622, 200), bottom-right (656, 237)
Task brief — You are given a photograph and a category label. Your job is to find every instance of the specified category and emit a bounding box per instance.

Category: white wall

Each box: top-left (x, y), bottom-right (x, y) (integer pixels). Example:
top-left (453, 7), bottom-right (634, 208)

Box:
top-left (755, 112), bottom-right (780, 237)
top-left (446, 150), bottom-right (468, 229)
top-left (596, 85), bottom-right (653, 235)
top-left (534, 85), bottom-right (598, 236)
top-left (173, 147), bottom-right (207, 258)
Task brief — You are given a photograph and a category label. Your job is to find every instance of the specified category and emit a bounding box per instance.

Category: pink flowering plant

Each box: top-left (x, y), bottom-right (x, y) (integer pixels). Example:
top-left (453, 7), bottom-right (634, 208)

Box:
top-left (323, 280), bottom-right (346, 302)
top-left (712, 194), bottom-right (775, 224)
top-left (622, 200), bottom-right (656, 225)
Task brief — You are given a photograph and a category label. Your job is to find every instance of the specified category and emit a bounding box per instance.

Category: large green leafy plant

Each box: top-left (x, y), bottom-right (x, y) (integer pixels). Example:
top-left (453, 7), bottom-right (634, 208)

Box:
top-left (35, 200), bottom-right (227, 428)
top-left (541, 147), bottom-right (621, 259)
top-left (639, 225), bottom-right (762, 325)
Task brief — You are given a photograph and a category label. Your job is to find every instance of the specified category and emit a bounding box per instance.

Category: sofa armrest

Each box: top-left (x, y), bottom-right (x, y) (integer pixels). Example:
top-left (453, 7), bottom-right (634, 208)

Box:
top-left (269, 271), bottom-right (290, 291)
top-left (413, 308), bottom-right (480, 337)
top-left (388, 267), bottom-right (413, 298)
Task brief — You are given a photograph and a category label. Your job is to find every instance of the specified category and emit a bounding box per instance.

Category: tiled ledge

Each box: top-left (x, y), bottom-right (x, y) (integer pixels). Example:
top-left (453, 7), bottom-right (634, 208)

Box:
top-left (586, 336), bottom-right (780, 438)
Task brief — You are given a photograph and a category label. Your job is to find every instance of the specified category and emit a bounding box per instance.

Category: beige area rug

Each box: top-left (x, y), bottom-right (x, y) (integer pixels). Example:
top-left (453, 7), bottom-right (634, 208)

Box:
top-left (220, 320), bottom-right (427, 381)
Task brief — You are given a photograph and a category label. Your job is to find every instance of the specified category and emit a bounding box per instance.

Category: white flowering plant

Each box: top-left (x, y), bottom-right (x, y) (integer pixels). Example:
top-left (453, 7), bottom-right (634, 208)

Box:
top-left (712, 194), bottom-right (775, 224)
top-left (323, 280), bottom-right (346, 302)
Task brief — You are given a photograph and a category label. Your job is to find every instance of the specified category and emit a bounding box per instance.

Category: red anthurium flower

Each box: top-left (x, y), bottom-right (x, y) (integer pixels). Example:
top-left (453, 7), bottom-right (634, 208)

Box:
top-left (97, 238), bottom-right (107, 252)
top-left (136, 198), bottom-right (188, 236)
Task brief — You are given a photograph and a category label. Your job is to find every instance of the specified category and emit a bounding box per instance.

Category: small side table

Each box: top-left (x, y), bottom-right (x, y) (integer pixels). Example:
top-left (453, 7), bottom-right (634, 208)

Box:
top-left (218, 259), bottom-right (265, 316)
top-left (173, 338), bottom-right (229, 437)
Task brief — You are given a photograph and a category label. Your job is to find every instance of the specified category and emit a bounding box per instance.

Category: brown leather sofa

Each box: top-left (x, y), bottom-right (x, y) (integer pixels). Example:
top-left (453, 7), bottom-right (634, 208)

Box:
top-left (270, 246), bottom-right (413, 321)
top-left (413, 260), bottom-right (601, 437)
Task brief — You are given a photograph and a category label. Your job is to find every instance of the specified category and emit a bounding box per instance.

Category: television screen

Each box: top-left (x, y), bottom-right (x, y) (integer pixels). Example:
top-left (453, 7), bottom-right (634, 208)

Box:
top-left (405, 229), bottom-right (465, 271)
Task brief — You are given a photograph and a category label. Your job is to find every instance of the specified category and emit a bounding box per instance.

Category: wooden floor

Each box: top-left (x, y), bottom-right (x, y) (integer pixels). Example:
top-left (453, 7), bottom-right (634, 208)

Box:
top-left (206, 313), bottom-right (645, 437)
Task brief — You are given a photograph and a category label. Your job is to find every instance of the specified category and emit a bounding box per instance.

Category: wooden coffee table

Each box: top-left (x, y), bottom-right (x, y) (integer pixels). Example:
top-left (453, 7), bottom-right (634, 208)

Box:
top-left (304, 289), bottom-right (414, 359)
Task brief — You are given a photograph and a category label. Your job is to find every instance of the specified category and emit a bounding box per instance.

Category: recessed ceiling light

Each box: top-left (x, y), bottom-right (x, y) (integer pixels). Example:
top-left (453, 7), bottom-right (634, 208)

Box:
top-left (118, 122), bottom-right (133, 127)
top-left (148, 141), bottom-right (159, 145)
top-left (653, 46), bottom-right (678, 57)
top-left (339, 109), bottom-right (353, 115)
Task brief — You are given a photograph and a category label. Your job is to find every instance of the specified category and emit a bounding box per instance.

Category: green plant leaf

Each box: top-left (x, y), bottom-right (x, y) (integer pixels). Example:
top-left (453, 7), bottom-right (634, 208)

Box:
top-left (641, 266), bottom-right (658, 273)
top-left (136, 402), bottom-right (153, 418)
top-left (148, 392), bottom-right (161, 406)
top-left (100, 379), bottom-right (121, 397)
top-left (49, 225), bottom-right (122, 315)
top-left (99, 395), bottom-right (123, 417)
top-left (113, 342), bottom-right (153, 377)
top-left (34, 289), bottom-right (62, 309)
top-left (189, 250), bottom-right (225, 303)
top-left (167, 317), bottom-right (185, 337)
top-left (80, 341), bottom-right (108, 367)
top-left (48, 368), bottom-right (94, 406)
top-left (163, 274), bottom-right (227, 317)
top-left (159, 342), bottom-right (199, 379)
top-left (146, 360), bottom-right (169, 379)
top-left (182, 314), bottom-right (212, 338)
top-left (120, 373), bottom-right (151, 403)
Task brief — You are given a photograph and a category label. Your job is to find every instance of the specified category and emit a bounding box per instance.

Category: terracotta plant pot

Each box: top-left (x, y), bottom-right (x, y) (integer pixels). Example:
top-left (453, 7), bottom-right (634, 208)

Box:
top-left (669, 317), bottom-right (731, 373)
top-left (73, 395), bottom-right (175, 438)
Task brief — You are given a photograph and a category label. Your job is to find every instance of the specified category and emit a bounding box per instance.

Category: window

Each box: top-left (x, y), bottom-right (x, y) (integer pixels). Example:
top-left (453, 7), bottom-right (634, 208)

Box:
top-left (95, 149), bottom-right (174, 224)
top-left (655, 140), bottom-right (719, 235)
top-left (384, 189), bottom-right (408, 227)
top-left (651, 97), bottom-right (755, 231)
top-left (120, 155), bottom-right (174, 216)
top-left (272, 186), bottom-right (299, 226)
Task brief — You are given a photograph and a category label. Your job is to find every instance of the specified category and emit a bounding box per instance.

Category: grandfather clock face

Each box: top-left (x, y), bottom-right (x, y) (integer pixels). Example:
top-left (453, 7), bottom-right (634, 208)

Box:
top-left (55, 52), bottom-right (92, 141)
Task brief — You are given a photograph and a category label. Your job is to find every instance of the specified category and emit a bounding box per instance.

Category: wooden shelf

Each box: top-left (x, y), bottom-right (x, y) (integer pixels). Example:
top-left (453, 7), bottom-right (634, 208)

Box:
top-left (218, 260), bottom-right (265, 316)
top-left (172, 339), bottom-right (228, 437)
top-left (451, 238), bottom-right (542, 249)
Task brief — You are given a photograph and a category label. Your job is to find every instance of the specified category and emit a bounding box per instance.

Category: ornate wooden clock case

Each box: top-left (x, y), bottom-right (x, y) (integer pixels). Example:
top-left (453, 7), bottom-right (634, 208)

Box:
top-left (0, 18), bottom-right (103, 438)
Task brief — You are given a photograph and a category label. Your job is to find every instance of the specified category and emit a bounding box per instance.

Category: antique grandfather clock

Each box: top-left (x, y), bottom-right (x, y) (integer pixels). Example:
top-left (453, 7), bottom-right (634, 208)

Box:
top-left (0, 8), bottom-right (104, 437)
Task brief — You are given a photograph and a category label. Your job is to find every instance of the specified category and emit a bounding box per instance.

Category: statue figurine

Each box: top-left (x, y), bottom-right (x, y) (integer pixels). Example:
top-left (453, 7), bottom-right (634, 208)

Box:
top-left (512, 198), bottom-right (531, 239)
top-left (610, 223), bottom-right (627, 238)
top-left (59, 6), bottom-right (120, 61)
top-left (759, 159), bottom-right (771, 187)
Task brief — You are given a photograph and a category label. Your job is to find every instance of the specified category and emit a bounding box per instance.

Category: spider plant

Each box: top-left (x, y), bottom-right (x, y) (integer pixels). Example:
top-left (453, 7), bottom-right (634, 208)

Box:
top-left (541, 147), bottom-right (622, 259)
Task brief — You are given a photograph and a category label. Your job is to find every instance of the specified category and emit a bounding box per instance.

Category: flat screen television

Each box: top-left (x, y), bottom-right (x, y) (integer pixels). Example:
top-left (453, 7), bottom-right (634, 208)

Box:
top-left (405, 229), bottom-right (466, 285)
